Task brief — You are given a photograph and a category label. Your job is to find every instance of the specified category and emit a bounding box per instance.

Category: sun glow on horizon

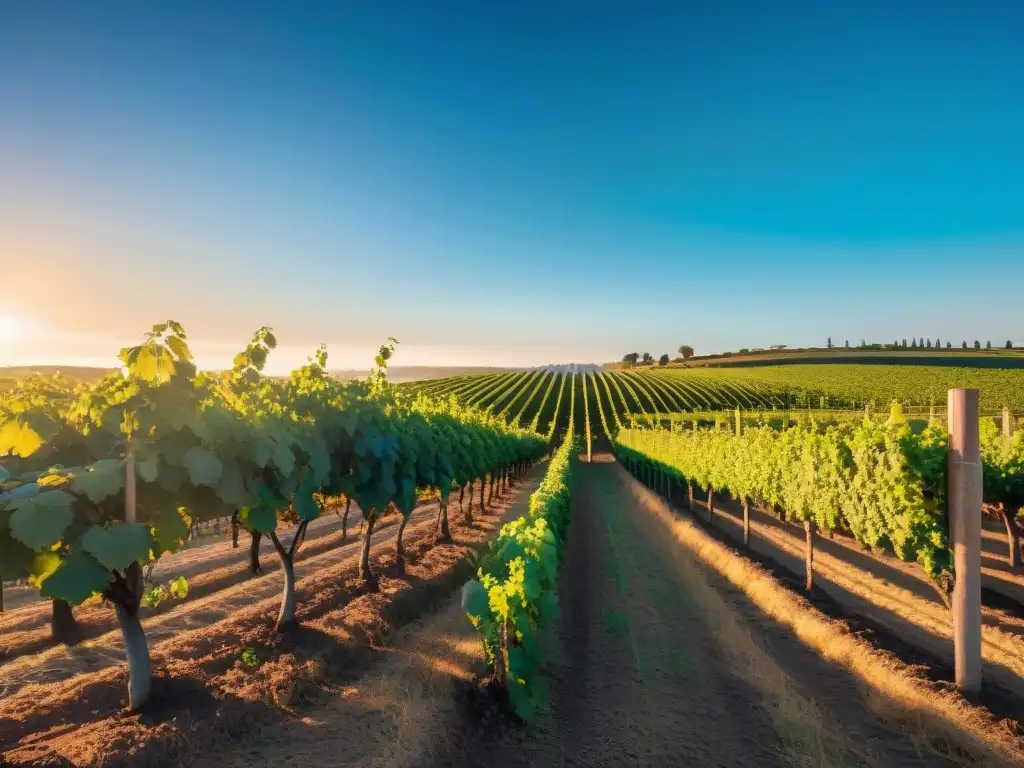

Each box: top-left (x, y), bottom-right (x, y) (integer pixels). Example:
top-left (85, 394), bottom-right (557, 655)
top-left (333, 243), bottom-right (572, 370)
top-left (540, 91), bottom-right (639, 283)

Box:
top-left (0, 312), bottom-right (28, 349)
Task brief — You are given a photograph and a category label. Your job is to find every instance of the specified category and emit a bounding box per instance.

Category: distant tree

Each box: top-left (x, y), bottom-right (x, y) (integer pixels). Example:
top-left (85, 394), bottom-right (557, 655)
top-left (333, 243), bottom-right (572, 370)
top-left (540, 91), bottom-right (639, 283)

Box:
top-left (911, 338), bottom-right (917, 348)
top-left (641, 352), bottom-right (653, 365)
top-left (901, 338), bottom-right (907, 348)
top-left (860, 339), bottom-right (866, 348)
top-left (926, 338), bottom-right (932, 349)
top-left (827, 337), bottom-right (833, 349)
top-left (622, 352), bottom-right (640, 367)
top-left (658, 353), bottom-right (670, 365)
top-left (770, 344), bottom-right (787, 350)
top-left (935, 338), bottom-right (940, 348)
top-left (845, 339), bottom-right (850, 348)
top-left (738, 348), bottom-right (750, 354)
top-left (974, 340), bottom-right (981, 350)
top-left (986, 340), bottom-right (992, 350)
top-left (1007, 340), bottom-right (1014, 349)
top-left (946, 341), bottom-right (952, 349)
top-left (962, 340), bottom-right (968, 349)
top-left (678, 345), bottom-right (695, 359)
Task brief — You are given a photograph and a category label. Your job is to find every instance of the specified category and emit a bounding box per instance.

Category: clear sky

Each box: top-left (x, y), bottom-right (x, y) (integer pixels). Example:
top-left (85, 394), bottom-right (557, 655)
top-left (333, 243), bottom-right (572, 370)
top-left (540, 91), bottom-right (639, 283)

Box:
top-left (2, 1), bottom-right (1023, 373)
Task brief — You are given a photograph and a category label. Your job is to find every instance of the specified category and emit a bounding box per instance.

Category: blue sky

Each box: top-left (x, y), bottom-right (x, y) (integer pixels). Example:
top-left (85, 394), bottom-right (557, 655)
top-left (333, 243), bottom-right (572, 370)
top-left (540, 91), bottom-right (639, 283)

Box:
top-left (2, 1), bottom-right (1023, 371)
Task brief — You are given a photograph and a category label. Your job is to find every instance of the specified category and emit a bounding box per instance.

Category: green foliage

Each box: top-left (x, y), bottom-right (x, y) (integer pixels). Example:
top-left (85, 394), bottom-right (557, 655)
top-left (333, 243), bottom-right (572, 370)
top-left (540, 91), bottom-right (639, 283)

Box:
top-left (464, 433), bottom-right (578, 720)
top-left (142, 575), bottom-right (190, 608)
top-left (615, 415), bottom-right (953, 585)
top-left (239, 646), bottom-right (260, 667)
top-left (979, 419), bottom-right (1024, 519)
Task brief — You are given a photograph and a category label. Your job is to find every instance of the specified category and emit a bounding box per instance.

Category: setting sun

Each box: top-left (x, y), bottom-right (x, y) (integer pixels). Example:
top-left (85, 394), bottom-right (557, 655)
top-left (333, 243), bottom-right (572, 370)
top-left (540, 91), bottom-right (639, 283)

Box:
top-left (0, 312), bottom-right (22, 347)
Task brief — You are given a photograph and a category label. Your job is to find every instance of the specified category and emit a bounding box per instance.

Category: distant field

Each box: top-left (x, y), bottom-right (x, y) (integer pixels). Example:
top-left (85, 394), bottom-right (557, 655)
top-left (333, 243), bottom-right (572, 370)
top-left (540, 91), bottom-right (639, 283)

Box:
top-left (663, 347), bottom-right (1024, 369)
top-left (404, 365), bottom-right (1024, 438)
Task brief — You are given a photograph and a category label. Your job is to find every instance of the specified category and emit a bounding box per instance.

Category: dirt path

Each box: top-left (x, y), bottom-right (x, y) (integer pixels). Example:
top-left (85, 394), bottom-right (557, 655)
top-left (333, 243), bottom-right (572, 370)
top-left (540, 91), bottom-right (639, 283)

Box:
top-left (473, 458), bottom-right (783, 767)
top-left (459, 457), bottom-right (956, 768)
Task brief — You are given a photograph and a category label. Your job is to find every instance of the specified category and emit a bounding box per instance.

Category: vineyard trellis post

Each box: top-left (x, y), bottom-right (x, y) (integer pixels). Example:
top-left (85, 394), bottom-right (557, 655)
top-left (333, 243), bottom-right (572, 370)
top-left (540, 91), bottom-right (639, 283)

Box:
top-left (1003, 405), bottom-right (1014, 438)
top-left (948, 388), bottom-right (982, 696)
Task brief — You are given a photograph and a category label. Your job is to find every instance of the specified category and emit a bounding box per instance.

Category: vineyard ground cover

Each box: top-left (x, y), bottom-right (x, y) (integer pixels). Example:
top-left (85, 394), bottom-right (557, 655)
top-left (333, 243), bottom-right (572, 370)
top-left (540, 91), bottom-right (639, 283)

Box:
top-left (626, 463), bottom-right (1024, 726)
top-left (445, 457), bottom-right (967, 767)
top-left (0, 464), bottom-right (546, 767)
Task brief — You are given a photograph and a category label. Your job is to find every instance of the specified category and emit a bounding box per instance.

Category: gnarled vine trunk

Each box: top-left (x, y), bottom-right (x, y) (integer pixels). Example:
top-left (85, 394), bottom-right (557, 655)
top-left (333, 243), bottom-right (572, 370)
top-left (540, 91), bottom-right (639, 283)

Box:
top-left (276, 559), bottom-right (297, 630)
top-left (249, 530), bottom-right (263, 574)
top-left (479, 475), bottom-right (487, 512)
top-left (111, 561), bottom-right (150, 711)
top-left (116, 601), bottom-right (152, 712)
top-left (231, 510), bottom-right (240, 548)
top-left (395, 513), bottom-right (411, 570)
top-left (465, 482), bottom-right (474, 523)
top-left (436, 496), bottom-right (451, 543)
top-left (359, 512), bottom-right (378, 587)
top-left (804, 520), bottom-right (816, 591)
top-left (269, 521), bottom-right (308, 631)
top-left (341, 498), bottom-right (352, 540)
top-left (999, 506), bottom-right (1020, 569)
top-left (707, 487), bottom-right (715, 525)
top-left (51, 599), bottom-right (80, 644)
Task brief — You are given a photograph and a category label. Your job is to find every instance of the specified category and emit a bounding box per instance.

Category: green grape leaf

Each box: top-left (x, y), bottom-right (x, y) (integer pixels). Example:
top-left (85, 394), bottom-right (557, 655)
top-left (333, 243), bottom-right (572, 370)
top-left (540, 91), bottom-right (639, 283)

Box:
top-left (150, 506), bottom-right (190, 552)
top-left (39, 551), bottom-right (112, 605)
top-left (217, 460), bottom-right (251, 508)
top-left (166, 335), bottom-right (192, 361)
top-left (182, 446), bottom-right (222, 487)
top-left (241, 504), bottom-right (277, 534)
top-left (169, 575), bottom-right (189, 599)
top-left (82, 522), bottom-right (152, 571)
top-left (8, 490), bottom-right (75, 550)
top-left (461, 579), bottom-right (490, 620)
top-left (0, 531), bottom-right (36, 579)
top-left (0, 415), bottom-right (59, 458)
top-left (137, 454), bottom-right (160, 483)
top-left (133, 345), bottom-right (160, 382)
top-left (28, 550), bottom-right (62, 586)
top-left (294, 474), bottom-right (321, 522)
top-left (507, 679), bottom-right (536, 721)
top-left (71, 459), bottom-right (124, 503)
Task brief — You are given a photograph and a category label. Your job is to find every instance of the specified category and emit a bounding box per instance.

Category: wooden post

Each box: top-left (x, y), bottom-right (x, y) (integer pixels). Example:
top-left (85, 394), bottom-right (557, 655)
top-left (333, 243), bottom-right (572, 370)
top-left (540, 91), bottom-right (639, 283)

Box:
top-left (125, 449), bottom-right (136, 523)
top-left (948, 388), bottom-right (982, 696)
top-left (1003, 406), bottom-right (1014, 438)
top-left (734, 407), bottom-right (742, 436)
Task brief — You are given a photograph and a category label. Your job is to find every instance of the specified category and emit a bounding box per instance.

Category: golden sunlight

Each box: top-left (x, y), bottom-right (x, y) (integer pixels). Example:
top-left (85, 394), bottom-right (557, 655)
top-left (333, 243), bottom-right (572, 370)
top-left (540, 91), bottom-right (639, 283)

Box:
top-left (0, 312), bottom-right (22, 346)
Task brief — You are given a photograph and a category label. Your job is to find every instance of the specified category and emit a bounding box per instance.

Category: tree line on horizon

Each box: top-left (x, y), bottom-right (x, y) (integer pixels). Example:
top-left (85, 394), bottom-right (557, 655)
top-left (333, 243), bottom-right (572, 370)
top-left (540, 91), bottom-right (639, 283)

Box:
top-left (826, 338), bottom-right (1016, 351)
top-left (618, 338), bottom-right (1019, 367)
